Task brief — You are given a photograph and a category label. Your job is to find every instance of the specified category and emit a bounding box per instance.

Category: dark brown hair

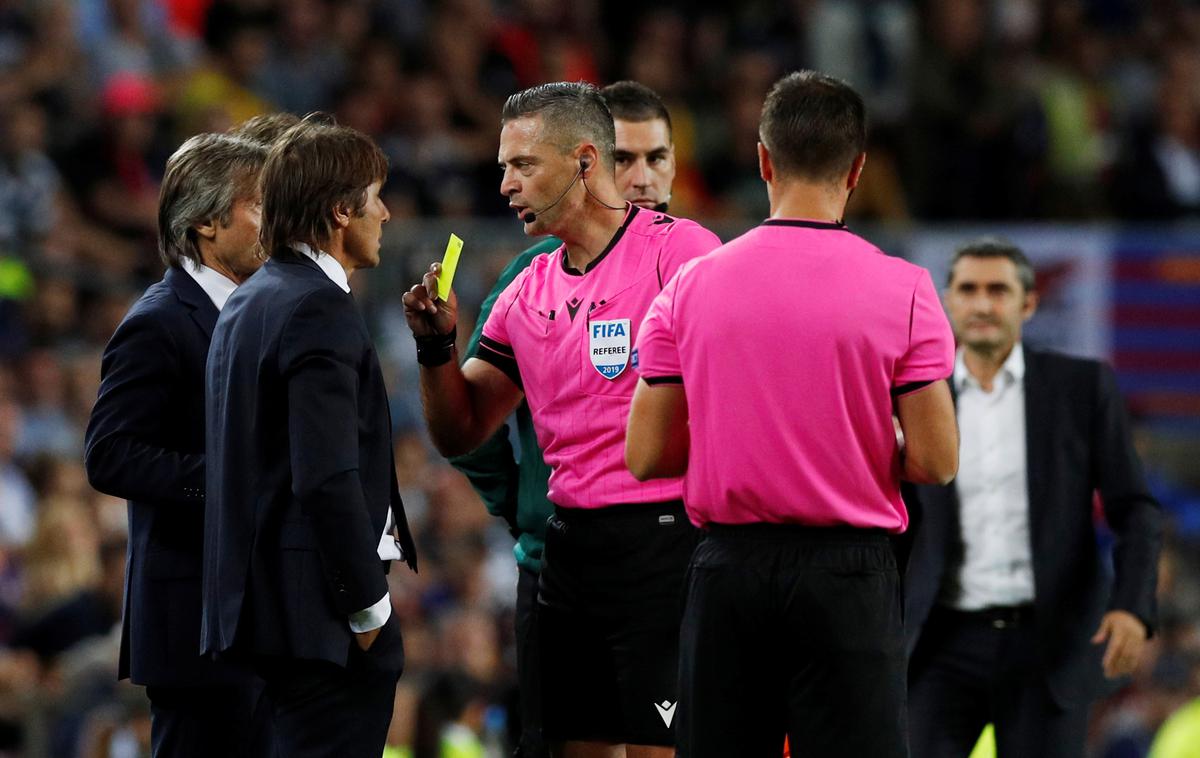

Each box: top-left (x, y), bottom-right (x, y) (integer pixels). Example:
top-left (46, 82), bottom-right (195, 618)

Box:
top-left (601, 81), bottom-right (671, 137)
top-left (259, 113), bottom-right (388, 259)
top-left (759, 70), bottom-right (866, 184)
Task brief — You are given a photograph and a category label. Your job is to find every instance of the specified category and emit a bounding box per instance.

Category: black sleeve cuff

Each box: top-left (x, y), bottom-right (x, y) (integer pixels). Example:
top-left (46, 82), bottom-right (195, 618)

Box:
top-left (892, 379), bottom-right (934, 397)
top-left (476, 335), bottom-right (522, 390)
top-left (643, 375), bottom-right (683, 385)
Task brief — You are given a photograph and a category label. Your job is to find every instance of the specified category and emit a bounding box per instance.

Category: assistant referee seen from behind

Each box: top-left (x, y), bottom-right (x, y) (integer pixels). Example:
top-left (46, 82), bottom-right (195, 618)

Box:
top-left (627, 70), bottom-right (960, 758)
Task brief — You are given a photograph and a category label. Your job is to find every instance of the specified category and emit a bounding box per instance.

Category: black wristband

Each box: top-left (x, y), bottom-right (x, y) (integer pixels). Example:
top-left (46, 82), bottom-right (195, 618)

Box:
top-left (415, 326), bottom-right (457, 367)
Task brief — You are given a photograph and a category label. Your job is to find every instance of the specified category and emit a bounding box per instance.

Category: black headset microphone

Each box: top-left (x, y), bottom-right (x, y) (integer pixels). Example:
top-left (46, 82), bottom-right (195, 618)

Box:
top-left (521, 158), bottom-right (625, 224)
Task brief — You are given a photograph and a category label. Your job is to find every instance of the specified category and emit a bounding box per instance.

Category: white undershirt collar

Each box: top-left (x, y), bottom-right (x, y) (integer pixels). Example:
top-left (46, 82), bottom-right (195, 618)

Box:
top-left (292, 242), bottom-right (350, 293)
top-left (182, 261), bottom-right (238, 311)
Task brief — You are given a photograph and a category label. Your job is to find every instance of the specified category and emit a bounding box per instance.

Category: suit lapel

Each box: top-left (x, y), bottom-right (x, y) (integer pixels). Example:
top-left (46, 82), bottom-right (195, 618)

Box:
top-left (165, 267), bottom-right (219, 342)
top-left (1023, 348), bottom-right (1052, 543)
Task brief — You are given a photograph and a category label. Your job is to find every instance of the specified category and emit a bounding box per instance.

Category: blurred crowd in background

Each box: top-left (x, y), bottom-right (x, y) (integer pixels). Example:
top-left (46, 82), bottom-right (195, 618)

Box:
top-left (0, 0), bottom-right (1198, 756)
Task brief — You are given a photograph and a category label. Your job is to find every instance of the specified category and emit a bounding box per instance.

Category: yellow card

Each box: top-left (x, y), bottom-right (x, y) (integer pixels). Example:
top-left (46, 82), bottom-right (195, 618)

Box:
top-left (437, 233), bottom-right (463, 301)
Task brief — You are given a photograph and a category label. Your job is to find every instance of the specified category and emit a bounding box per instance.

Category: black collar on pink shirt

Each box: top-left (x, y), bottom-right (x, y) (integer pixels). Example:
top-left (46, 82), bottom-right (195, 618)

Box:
top-left (761, 219), bottom-right (847, 230)
top-left (560, 204), bottom-right (640, 276)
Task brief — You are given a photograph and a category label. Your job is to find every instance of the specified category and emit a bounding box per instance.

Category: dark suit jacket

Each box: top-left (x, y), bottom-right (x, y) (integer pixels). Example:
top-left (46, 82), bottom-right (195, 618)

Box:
top-left (85, 266), bottom-right (241, 687)
top-left (905, 347), bottom-right (1162, 708)
top-left (201, 254), bottom-right (417, 669)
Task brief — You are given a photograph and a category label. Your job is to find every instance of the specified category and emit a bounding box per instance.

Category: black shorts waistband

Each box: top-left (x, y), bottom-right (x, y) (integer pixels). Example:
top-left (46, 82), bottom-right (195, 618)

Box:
top-left (704, 522), bottom-right (890, 545)
top-left (553, 500), bottom-right (685, 523)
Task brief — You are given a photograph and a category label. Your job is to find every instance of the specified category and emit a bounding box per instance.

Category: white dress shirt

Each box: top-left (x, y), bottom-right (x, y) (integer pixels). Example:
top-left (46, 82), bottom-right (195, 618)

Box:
top-left (293, 243), bottom-right (398, 633)
top-left (183, 261), bottom-right (237, 311)
top-left (943, 343), bottom-right (1036, 610)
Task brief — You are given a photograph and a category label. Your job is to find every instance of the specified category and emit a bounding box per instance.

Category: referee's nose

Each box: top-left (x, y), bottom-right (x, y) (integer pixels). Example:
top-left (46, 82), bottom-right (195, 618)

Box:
top-left (500, 167), bottom-right (519, 198)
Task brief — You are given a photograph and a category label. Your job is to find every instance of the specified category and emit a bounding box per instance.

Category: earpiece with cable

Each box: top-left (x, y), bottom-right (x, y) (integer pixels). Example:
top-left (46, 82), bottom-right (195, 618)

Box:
top-left (521, 157), bottom-right (624, 223)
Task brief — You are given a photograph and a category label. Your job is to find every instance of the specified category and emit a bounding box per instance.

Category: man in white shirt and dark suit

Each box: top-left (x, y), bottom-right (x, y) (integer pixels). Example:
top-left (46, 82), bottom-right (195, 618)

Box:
top-left (201, 114), bottom-right (417, 758)
top-left (904, 238), bottom-right (1163, 757)
top-left (85, 132), bottom-right (270, 758)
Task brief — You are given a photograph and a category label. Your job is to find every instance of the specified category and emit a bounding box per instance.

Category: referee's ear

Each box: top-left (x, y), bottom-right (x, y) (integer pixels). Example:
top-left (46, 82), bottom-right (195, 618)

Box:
top-left (757, 142), bottom-right (773, 184)
top-left (846, 152), bottom-right (867, 191)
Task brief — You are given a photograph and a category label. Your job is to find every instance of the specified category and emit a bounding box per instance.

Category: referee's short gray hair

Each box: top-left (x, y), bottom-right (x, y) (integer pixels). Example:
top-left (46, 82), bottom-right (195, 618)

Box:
top-left (157, 133), bottom-right (268, 270)
top-left (501, 82), bottom-right (616, 172)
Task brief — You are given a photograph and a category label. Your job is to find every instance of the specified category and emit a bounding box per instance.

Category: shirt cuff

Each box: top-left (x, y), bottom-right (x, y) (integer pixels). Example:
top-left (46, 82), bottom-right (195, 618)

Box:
top-left (348, 592), bottom-right (391, 633)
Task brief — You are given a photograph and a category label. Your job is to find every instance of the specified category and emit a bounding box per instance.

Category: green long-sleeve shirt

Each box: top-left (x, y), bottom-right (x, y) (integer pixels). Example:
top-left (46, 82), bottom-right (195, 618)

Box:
top-left (448, 237), bottom-right (560, 572)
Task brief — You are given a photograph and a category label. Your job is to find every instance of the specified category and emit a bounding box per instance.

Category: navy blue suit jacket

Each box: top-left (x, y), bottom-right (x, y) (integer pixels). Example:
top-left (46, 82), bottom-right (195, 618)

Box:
top-left (85, 266), bottom-right (243, 687)
top-left (904, 347), bottom-right (1162, 708)
top-left (201, 254), bottom-right (417, 669)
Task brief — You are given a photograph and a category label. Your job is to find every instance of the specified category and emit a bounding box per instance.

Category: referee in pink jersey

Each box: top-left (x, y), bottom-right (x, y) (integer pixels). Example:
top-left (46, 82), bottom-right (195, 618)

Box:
top-left (403, 82), bottom-right (721, 758)
top-left (626, 71), bottom-right (960, 758)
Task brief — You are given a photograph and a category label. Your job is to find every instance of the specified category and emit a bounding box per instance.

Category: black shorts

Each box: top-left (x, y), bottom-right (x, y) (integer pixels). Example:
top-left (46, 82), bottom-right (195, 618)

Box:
top-left (677, 523), bottom-right (907, 758)
top-left (538, 500), bottom-right (698, 746)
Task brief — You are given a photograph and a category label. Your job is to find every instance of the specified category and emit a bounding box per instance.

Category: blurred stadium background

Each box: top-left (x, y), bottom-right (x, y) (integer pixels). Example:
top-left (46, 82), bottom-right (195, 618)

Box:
top-left (0, 0), bottom-right (1197, 756)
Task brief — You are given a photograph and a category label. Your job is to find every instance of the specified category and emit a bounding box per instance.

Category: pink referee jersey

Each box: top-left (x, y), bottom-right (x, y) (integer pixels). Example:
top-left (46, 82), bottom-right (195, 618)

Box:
top-left (635, 219), bottom-right (955, 531)
top-left (476, 204), bottom-right (722, 509)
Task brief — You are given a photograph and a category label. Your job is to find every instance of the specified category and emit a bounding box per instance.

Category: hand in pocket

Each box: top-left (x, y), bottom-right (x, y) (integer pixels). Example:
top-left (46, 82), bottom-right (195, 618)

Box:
top-left (355, 627), bottom-right (381, 652)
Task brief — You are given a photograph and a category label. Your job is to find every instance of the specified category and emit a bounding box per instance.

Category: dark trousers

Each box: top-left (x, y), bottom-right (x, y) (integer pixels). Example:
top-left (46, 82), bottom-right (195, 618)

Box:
top-left (515, 564), bottom-right (549, 758)
top-left (257, 614), bottom-right (404, 758)
top-left (677, 525), bottom-right (907, 758)
top-left (146, 679), bottom-right (271, 758)
top-left (908, 605), bottom-right (1090, 758)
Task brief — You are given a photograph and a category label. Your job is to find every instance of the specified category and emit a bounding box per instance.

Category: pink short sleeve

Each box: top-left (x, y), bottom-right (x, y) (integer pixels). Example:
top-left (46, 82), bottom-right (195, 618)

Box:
top-left (894, 269), bottom-right (955, 389)
top-left (634, 269), bottom-right (685, 383)
top-left (657, 220), bottom-right (721, 285)
top-left (476, 270), bottom-right (526, 388)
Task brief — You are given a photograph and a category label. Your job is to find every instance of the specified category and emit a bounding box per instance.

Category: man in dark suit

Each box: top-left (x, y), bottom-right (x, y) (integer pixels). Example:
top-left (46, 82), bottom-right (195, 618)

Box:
top-left (85, 132), bottom-right (270, 757)
top-left (905, 238), bottom-right (1163, 758)
top-left (202, 115), bottom-right (417, 758)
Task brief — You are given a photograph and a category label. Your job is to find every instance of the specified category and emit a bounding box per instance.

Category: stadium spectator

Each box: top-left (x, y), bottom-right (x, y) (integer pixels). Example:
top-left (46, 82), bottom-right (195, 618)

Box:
top-left (1111, 47), bottom-right (1200, 220)
top-left (0, 397), bottom-right (35, 548)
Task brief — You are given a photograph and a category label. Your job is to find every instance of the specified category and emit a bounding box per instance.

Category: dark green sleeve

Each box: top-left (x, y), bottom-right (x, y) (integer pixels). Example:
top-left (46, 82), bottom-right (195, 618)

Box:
top-left (451, 239), bottom-right (560, 527)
